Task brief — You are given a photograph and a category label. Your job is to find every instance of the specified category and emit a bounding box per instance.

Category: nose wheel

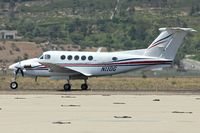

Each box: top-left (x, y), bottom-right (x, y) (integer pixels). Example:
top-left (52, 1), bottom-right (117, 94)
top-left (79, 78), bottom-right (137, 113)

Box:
top-left (10, 81), bottom-right (18, 90)
top-left (10, 68), bottom-right (22, 90)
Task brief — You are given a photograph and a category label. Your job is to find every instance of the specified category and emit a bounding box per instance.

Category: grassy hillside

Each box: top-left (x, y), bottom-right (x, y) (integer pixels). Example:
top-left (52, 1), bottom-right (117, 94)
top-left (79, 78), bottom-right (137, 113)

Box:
top-left (0, 0), bottom-right (200, 60)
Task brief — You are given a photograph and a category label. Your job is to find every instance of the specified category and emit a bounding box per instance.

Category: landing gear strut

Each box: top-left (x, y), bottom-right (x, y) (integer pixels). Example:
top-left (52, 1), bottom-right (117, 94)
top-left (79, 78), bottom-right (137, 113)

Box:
top-left (63, 80), bottom-right (71, 91)
top-left (10, 71), bottom-right (18, 90)
top-left (81, 79), bottom-right (88, 90)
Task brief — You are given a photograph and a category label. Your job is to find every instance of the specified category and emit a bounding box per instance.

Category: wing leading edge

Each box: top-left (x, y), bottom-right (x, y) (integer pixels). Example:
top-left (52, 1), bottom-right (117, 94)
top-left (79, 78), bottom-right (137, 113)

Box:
top-left (39, 62), bottom-right (92, 76)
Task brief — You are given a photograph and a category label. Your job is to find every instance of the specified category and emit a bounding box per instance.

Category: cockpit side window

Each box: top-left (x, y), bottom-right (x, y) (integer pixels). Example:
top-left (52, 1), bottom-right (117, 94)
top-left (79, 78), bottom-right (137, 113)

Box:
top-left (45, 54), bottom-right (51, 60)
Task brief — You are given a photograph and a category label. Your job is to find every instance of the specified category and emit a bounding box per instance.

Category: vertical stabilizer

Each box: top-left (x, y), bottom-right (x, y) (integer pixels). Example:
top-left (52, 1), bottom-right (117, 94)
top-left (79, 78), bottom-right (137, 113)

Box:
top-left (144, 27), bottom-right (196, 60)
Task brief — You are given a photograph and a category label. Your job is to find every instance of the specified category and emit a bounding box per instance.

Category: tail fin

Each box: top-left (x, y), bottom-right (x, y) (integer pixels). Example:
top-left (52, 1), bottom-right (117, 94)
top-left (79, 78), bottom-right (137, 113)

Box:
top-left (144, 27), bottom-right (196, 60)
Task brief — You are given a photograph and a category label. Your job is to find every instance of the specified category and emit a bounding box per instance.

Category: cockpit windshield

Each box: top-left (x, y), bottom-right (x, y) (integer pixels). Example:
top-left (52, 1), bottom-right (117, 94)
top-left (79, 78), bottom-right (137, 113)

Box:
top-left (38, 54), bottom-right (51, 60)
top-left (38, 55), bottom-right (44, 59)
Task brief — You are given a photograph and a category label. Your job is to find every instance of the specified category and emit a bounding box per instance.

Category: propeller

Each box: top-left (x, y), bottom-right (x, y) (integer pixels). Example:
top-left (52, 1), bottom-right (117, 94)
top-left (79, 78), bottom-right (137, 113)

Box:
top-left (15, 67), bottom-right (24, 77)
top-left (14, 57), bottom-right (24, 77)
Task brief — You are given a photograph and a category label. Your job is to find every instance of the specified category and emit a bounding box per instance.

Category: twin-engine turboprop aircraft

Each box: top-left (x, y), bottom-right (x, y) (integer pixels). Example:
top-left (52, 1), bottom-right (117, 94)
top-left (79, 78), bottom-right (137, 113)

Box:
top-left (9, 27), bottom-right (196, 91)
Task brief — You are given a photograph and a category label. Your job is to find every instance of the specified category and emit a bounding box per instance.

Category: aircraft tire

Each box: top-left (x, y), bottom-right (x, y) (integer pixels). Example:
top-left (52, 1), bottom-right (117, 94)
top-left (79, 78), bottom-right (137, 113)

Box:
top-left (81, 84), bottom-right (88, 90)
top-left (64, 84), bottom-right (71, 91)
top-left (10, 82), bottom-right (18, 90)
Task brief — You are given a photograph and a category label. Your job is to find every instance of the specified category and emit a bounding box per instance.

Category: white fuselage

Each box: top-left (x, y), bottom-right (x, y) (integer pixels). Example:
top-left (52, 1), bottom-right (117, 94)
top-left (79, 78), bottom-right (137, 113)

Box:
top-left (9, 51), bottom-right (172, 79)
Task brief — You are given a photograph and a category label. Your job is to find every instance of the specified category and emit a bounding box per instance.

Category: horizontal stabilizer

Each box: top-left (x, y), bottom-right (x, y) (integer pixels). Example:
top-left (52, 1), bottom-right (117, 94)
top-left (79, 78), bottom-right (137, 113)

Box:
top-left (159, 27), bottom-right (197, 32)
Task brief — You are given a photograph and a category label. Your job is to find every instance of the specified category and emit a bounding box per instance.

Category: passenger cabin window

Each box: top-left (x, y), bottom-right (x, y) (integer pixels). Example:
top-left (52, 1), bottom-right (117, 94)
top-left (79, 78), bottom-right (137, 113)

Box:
top-left (81, 56), bottom-right (86, 60)
top-left (68, 55), bottom-right (72, 60)
top-left (45, 54), bottom-right (51, 60)
top-left (74, 55), bottom-right (79, 60)
top-left (60, 55), bottom-right (66, 60)
top-left (88, 56), bottom-right (93, 61)
top-left (112, 57), bottom-right (118, 61)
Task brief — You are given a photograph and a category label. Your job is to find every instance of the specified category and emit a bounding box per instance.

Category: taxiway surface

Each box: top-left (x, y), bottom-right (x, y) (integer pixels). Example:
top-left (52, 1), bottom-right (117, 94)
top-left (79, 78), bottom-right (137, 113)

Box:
top-left (0, 94), bottom-right (200, 133)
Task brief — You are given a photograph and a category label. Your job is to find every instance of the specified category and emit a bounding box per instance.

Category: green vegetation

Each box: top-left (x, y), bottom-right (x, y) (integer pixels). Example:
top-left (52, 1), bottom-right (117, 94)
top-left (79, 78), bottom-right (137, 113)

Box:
top-left (0, 0), bottom-right (200, 57)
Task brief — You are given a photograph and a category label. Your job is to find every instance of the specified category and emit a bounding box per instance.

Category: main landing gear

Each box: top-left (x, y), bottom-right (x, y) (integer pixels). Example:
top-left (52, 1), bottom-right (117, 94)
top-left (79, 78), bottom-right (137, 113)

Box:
top-left (81, 79), bottom-right (88, 90)
top-left (63, 79), bottom-right (89, 91)
top-left (63, 80), bottom-right (71, 91)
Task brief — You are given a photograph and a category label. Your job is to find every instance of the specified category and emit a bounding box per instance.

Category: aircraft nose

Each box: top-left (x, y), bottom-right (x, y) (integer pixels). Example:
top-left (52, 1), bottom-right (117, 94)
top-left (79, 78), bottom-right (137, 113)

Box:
top-left (8, 62), bottom-right (21, 70)
top-left (9, 63), bottom-right (17, 70)
top-left (9, 58), bottom-right (36, 70)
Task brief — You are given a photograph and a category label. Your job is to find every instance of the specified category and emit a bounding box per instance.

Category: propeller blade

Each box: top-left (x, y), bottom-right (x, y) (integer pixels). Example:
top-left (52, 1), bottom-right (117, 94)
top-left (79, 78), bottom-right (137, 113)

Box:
top-left (20, 69), bottom-right (24, 77)
top-left (15, 68), bottom-right (24, 77)
top-left (14, 57), bottom-right (24, 77)
top-left (15, 68), bottom-right (20, 76)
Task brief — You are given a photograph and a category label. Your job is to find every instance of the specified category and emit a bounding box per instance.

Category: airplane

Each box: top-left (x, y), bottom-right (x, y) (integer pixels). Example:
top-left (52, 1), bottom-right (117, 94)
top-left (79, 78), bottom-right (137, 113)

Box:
top-left (8, 27), bottom-right (196, 91)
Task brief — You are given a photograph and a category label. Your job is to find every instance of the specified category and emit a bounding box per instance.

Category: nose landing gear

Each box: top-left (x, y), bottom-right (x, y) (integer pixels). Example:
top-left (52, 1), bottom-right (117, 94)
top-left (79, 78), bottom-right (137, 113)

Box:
top-left (10, 81), bottom-right (18, 90)
top-left (10, 67), bottom-right (24, 90)
top-left (10, 71), bottom-right (18, 90)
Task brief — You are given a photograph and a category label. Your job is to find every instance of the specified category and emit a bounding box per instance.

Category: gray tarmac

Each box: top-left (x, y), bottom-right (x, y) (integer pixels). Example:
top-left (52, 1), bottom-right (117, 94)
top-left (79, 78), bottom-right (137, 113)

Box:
top-left (0, 91), bottom-right (200, 133)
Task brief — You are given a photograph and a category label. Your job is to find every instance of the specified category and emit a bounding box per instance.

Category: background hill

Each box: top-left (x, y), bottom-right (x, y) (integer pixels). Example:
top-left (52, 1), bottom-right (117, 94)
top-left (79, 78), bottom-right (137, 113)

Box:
top-left (0, 0), bottom-right (200, 64)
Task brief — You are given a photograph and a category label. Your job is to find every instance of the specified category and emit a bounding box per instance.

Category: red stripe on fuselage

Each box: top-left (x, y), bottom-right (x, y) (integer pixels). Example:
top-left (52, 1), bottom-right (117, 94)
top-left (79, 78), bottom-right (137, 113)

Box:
top-left (59, 60), bottom-right (172, 67)
top-left (26, 60), bottom-right (171, 71)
